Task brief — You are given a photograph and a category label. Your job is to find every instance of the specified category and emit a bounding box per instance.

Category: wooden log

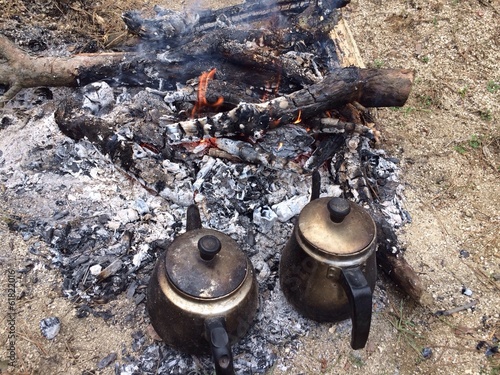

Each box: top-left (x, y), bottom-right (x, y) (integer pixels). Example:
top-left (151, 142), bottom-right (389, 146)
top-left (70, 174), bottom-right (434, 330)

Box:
top-left (163, 67), bottom-right (414, 143)
top-left (0, 35), bottom-right (126, 104)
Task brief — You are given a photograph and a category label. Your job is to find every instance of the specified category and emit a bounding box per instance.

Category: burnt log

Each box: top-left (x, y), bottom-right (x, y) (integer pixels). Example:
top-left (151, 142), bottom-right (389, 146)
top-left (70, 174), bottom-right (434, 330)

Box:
top-left (0, 32), bottom-right (322, 104)
top-left (0, 16), bottom-right (339, 104)
top-left (122, 0), bottom-right (350, 43)
top-left (163, 67), bottom-right (414, 143)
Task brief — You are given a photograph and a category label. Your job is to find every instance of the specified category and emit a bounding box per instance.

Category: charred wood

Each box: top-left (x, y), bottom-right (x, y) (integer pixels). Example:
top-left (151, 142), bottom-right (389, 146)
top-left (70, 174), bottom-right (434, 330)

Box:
top-left (123, 0), bottom-right (349, 44)
top-left (215, 37), bottom-right (325, 85)
top-left (147, 78), bottom-right (264, 109)
top-left (54, 101), bottom-right (137, 172)
top-left (0, 0), bottom-right (363, 105)
top-left (308, 117), bottom-right (377, 138)
top-left (304, 135), bottom-right (344, 171)
top-left (163, 67), bottom-right (413, 143)
top-left (375, 218), bottom-right (428, 304)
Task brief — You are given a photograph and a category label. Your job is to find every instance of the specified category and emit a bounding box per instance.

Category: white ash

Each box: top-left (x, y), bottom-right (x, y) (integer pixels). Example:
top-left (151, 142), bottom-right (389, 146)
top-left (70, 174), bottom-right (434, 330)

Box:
top-left (272, 194), bottom-right (310, 222)
top-left (82, 81), bottom-right (115, 115)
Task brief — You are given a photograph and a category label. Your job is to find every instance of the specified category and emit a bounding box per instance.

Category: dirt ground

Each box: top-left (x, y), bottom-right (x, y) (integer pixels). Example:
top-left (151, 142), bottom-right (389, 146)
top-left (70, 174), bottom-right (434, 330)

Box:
top-left (0, 0), bottom-right (499, 374)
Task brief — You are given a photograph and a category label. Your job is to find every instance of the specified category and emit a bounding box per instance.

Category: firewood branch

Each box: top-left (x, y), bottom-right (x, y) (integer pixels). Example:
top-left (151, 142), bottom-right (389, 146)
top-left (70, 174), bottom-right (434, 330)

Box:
top-left (0, 34), bottom-right (126, 105)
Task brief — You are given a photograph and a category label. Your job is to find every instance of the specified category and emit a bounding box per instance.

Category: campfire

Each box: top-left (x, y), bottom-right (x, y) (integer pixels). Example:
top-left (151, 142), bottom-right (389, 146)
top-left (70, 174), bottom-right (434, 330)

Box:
top-left (0, 0), bottom-right (425, 373)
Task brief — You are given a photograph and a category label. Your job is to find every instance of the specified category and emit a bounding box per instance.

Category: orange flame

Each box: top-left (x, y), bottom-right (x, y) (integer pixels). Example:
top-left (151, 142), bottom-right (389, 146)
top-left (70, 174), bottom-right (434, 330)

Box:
top-left (293, 110), bottom-right (302, 124)
top-left (191, 68), bottom-right (224, 117)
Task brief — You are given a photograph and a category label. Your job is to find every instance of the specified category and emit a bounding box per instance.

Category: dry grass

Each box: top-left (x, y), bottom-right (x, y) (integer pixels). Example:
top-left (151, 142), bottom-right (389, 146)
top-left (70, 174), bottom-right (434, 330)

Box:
top-left (0, 0), bottom-right (166, 48)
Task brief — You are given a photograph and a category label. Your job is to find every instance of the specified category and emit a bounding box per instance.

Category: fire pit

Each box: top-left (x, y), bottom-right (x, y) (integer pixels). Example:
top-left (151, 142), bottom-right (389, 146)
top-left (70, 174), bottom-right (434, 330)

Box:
top-left (0, 1), bottom-right (426, 373)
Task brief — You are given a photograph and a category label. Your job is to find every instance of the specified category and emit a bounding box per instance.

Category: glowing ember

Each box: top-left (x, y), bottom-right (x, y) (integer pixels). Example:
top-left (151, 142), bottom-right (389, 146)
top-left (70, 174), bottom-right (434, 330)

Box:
top-left (182, 137), bottom-right (217, 154)
top-left (191, 68), bottom-right (224, 117)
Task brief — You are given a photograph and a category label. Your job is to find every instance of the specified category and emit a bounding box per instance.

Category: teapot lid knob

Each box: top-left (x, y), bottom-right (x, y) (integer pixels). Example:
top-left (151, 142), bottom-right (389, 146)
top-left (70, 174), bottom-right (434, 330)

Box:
top-left (328, 197), bottom-right (351, 223)
top-left (198, 235), bottom-right (222, 261)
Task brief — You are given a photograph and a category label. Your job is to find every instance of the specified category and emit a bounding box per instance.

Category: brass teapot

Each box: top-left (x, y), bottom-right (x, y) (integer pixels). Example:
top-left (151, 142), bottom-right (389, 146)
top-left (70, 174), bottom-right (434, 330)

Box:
top-left (147, 205), bottom-right (259, 375)
top-left (280, 177), bottom-right (377, 349)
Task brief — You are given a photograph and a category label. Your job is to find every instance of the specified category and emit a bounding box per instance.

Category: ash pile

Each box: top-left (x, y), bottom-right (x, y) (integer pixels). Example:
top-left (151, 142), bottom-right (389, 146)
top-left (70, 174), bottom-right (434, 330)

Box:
top-left (0, 1), bottom-right (414, 374)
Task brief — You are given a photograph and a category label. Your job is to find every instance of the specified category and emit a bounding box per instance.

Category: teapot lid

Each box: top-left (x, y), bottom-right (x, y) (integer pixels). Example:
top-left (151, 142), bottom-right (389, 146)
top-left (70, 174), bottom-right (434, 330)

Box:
top-left (164, 228), bottom-right (248, 299)
top-left (297, 197), bottom-right (376, 256)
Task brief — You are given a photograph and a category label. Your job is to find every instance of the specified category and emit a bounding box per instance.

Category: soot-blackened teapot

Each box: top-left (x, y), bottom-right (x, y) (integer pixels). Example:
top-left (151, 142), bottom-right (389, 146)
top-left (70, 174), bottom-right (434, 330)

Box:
top-left (280, 174), bottom-right (377, 350)
top-left (147, 205), bottom-right (259, 375)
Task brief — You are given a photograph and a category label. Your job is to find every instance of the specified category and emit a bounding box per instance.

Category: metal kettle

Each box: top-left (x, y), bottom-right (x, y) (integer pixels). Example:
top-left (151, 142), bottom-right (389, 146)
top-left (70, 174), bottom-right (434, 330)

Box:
top-left (147, 205), bottom-right (259, 375)
top-left (279, 175), bottom-right (377, 350)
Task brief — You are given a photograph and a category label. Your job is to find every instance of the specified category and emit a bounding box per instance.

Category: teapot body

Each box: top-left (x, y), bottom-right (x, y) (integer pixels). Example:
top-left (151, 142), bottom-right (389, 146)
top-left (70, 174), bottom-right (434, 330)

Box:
top-left (147, 228), bottom-right (259, 355)
top-left (280, 227), bottom-right (376, 322)
top-left (279, 197), bottom-right (377, 349)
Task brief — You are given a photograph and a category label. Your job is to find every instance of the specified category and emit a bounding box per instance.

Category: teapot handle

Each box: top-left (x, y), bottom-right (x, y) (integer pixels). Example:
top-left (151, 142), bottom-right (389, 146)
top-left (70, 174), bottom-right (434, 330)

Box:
top-left (205, 318), bottom-right (235, 375)
top-left (340, 266), bottom-right (373, 350)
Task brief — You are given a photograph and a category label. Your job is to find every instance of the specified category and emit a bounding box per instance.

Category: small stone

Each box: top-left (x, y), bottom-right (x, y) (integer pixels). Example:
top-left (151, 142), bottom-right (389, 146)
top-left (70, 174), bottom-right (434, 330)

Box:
top-left (97, 352), bottom-right (117, 369)
top-left (40, 317), bottom-right (61, 340)
top-left (89, 264), bottom-right (102, 276)
top-left (459, 249), bottom-right (470, 258)
top-left (461, 286), bottom-right (473, 296)
top-left (421, 347), bottom-right (432, 359)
